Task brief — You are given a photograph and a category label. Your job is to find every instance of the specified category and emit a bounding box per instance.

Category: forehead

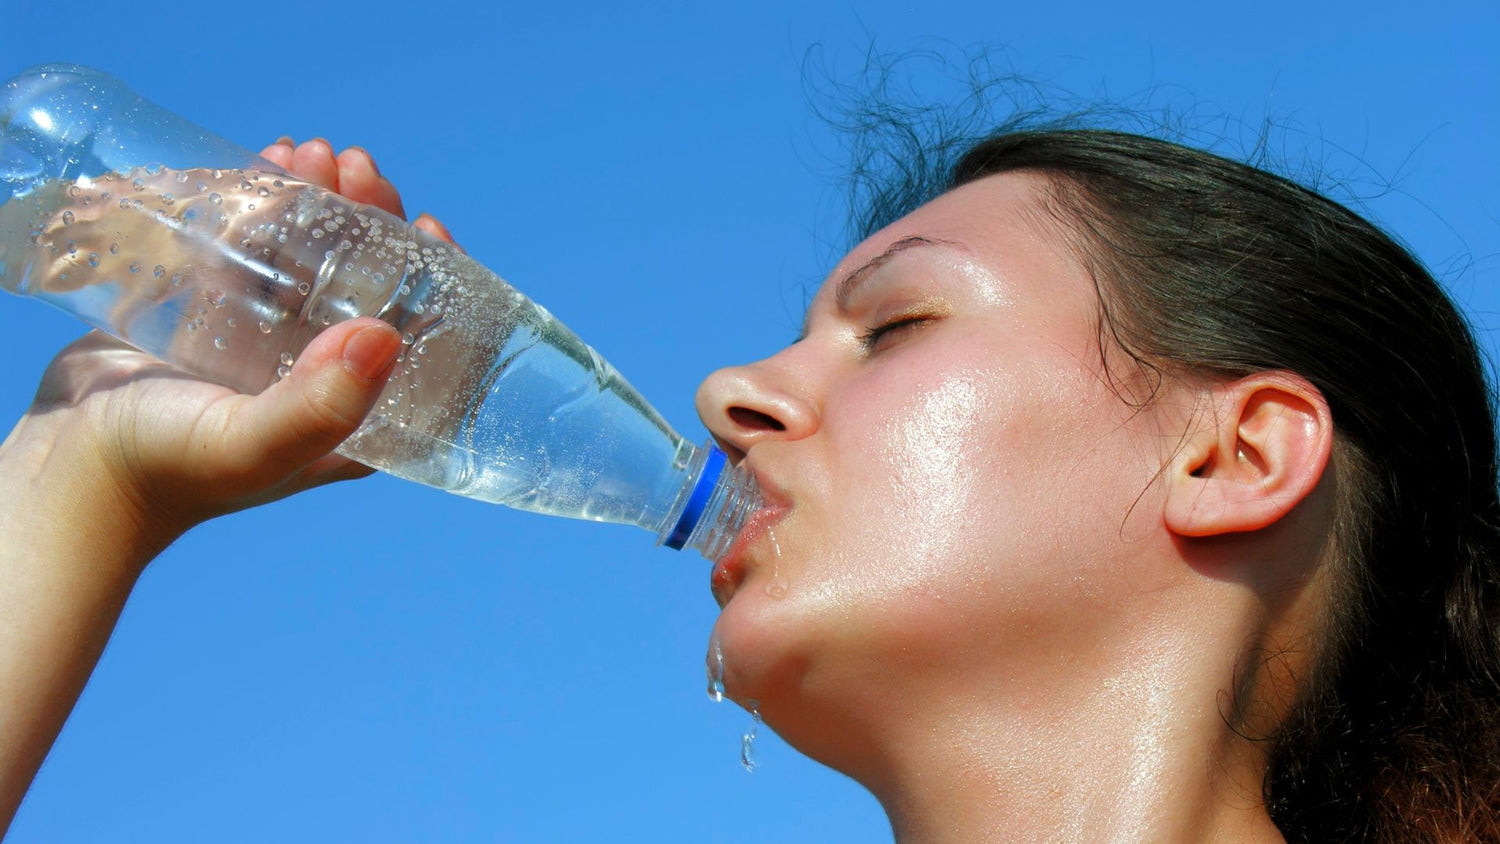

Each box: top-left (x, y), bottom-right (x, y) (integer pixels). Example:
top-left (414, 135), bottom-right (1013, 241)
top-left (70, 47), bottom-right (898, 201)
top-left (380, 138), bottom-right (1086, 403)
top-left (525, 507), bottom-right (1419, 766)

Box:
top-left (811, 171), bottom-right (1085, 312)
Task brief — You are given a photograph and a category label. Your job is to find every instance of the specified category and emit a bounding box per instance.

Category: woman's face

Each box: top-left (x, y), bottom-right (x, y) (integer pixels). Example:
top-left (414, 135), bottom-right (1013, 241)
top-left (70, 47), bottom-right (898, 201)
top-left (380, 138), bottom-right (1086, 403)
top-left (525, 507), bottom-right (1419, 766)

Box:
top-left (696, 172), bottom-right (1182, 764)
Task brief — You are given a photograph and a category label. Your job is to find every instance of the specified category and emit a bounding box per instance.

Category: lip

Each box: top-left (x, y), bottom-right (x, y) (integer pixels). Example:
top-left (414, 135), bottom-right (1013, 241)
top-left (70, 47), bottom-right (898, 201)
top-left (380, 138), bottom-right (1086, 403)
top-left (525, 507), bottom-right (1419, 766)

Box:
top-left (710, 474), bottom-right (790, 607)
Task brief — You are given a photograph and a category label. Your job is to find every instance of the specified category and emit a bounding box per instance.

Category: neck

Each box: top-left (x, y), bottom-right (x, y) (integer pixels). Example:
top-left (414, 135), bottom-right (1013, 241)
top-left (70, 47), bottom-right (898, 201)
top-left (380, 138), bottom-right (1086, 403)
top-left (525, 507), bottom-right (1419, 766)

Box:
top-left (861, 621), bottom-right (1289, 842)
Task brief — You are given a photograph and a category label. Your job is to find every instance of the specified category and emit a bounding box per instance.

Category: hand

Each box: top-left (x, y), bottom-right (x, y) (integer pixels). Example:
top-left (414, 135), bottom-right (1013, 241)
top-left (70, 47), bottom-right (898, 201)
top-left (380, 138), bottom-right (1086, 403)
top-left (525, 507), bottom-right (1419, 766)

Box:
top-left (6, 138), bottom-right (460, 547)
top-left (0, 139), bottom-right (459, 833)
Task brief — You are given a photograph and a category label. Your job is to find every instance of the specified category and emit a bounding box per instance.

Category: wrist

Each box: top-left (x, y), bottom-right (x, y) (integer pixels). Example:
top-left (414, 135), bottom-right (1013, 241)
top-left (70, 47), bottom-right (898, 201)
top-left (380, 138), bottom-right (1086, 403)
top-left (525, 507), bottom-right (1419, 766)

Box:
top-left (0, 410), bottom-right (183, 578)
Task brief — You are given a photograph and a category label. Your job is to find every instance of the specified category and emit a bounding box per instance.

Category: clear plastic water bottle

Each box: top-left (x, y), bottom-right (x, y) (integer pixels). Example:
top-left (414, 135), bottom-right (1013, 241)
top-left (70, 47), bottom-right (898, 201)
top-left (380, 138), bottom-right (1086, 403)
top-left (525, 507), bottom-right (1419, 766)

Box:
top-left (0, 63), bottom-right (759, 560)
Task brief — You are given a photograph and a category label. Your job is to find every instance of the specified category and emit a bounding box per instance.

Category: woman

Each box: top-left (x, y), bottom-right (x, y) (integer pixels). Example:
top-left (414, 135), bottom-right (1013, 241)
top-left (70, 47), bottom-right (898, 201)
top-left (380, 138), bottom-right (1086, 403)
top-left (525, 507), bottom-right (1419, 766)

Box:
top-left (2, 128), bottom-right (1497, 840)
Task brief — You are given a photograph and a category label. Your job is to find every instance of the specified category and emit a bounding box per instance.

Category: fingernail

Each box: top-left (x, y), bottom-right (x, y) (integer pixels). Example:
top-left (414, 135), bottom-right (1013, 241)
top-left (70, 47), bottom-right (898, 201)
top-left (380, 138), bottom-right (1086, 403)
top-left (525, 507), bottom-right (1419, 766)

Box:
top-left (348, 145), bottom-right (381, 176)
top-left (342, 324), bottom-right (401, 382)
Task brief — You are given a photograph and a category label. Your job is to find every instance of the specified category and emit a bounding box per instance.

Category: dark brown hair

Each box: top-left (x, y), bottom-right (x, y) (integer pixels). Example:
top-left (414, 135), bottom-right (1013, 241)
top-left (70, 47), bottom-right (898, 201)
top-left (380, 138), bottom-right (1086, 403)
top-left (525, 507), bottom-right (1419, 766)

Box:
top-left (932, 129), bottom-right (1500, 841)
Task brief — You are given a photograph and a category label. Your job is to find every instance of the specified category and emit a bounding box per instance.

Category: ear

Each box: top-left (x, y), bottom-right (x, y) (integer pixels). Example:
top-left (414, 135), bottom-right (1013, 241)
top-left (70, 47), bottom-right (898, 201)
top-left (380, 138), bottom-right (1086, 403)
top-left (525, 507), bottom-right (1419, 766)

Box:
top-left (1164, 373), bottom-right (1333, 537)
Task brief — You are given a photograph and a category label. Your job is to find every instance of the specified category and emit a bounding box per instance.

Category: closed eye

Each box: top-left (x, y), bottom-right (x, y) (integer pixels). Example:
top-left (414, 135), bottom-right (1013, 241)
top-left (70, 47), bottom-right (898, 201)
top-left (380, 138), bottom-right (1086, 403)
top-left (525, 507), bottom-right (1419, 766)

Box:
top-left (860, 315), bottom-right (934, 353)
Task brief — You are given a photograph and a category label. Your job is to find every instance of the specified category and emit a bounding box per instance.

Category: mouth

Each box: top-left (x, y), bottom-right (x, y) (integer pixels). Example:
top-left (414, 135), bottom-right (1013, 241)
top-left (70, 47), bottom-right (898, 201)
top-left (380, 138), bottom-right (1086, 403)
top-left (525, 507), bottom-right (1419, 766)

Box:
top-left (710, 486), bottom-right (790, 607)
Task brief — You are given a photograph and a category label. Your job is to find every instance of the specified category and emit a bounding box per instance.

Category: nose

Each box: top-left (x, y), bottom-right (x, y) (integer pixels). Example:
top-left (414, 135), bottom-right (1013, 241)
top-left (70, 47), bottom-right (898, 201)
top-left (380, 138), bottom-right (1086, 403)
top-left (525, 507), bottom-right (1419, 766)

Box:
top-left (695, 358), bottom-right (819, 462)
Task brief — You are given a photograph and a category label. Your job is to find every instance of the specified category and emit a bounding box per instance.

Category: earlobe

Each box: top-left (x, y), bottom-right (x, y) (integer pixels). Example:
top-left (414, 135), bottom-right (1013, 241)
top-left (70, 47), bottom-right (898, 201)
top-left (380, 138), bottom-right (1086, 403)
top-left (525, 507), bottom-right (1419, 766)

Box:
top-left (1164, 373), bottom-right (1333, 538)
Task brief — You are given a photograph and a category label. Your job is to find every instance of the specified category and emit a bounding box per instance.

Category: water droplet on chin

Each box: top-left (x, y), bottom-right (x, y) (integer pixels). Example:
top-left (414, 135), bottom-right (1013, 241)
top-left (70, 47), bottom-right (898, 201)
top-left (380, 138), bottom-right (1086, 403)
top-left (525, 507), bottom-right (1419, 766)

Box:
top-left (153, 264), bottom-right (166, 278)
top-left (765, 527), bottom-right (787, 598)
top-left (109, 242), bottom-right (119, 255)
top-left (60, 210), bottom-right (74, 225)
top-left (128, 262), bottom-right (140, 274)
top-left (280, 352), bottom-right (295, 367)
top-left (86, 252), bottom-right (98, 267)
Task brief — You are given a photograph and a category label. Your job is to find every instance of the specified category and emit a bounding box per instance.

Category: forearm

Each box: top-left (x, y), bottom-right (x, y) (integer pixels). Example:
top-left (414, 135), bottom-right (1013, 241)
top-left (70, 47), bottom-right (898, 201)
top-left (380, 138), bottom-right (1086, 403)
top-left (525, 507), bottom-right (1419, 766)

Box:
top-left (0, 413), bottom-right (175, 833)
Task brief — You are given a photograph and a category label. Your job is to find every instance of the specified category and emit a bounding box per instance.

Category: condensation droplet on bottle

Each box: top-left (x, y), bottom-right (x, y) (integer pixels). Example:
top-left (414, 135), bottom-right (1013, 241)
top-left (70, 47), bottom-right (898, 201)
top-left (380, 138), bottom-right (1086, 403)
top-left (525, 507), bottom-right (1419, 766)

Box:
top-left (225, 317), bottom-right (237, 328)
top-left (132, 177), bottom-right (145, 191)
top-left (209, 193), bottom-right (222, 205)
top-left (213, 337), bottom-right (228, 351)
top-left (60, 210), bottom-right (74, 225)
top-left (276, 364), bottom-right (292, 379)
top-left (128, 262), bottom-right (140, 274)
top-left (87, 252), bottom-right (98, 267)
top-left (206, 289), bottom-right (226, 308)
top-left (108, 242), bottom-right (119, 255)
top-left (65, 240), bottom-right (76, 254)
top-left (297, 282), bottom-right (311, 295)
top-left (171, 274), bottom-right (183, 286)
top-left (257, 186), bottom-right (270, 197)
top-left (161, 192), bottom-right (174, 205)
top-left (258, 320), bottom-right (273, 334)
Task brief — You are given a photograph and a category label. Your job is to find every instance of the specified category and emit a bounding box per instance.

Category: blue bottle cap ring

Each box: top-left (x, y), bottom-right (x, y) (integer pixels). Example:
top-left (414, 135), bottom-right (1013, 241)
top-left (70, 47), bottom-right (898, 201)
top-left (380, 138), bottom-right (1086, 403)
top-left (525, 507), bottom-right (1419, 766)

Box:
top-left (664, 447), bottom-right (727, 549)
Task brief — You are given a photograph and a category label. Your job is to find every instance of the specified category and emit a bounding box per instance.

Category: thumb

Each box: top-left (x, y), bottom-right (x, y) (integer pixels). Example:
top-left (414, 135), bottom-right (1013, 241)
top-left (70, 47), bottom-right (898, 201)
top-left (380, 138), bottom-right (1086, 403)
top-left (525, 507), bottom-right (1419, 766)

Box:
top-left (223, 319), bottom-right (402, 482)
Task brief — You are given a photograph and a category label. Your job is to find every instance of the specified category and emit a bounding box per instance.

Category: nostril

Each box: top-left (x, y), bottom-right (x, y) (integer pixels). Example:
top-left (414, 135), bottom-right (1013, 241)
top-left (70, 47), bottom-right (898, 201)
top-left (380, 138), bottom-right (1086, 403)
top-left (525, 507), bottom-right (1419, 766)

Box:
top-left (728, 406), bottom-right (785, 432)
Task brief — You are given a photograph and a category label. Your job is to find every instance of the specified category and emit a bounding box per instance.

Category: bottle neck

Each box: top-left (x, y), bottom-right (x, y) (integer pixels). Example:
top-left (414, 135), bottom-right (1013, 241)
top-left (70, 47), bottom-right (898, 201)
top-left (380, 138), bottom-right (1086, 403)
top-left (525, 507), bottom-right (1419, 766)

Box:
top-left (657, 443), bottom-right (761, 561)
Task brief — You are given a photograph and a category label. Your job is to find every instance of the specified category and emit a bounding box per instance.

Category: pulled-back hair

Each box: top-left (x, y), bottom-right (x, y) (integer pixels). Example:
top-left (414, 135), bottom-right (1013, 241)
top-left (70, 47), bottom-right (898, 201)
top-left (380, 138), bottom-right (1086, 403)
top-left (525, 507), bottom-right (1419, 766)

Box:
top-left (933, 129), bottom-right (1500, 841)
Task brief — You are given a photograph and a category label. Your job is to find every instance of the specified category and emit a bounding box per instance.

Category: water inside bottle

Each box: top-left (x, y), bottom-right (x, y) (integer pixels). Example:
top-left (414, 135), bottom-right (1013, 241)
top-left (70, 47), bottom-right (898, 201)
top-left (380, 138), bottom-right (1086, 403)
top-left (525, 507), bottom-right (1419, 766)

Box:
top-left (0, 166), bottom-right (694, 527)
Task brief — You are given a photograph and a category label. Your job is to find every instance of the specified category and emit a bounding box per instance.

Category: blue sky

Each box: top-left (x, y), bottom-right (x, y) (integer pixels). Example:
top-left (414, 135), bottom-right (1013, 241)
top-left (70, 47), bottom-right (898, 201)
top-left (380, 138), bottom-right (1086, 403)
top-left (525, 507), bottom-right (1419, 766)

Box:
top-left (2, 1), bottom-right (1496, 841)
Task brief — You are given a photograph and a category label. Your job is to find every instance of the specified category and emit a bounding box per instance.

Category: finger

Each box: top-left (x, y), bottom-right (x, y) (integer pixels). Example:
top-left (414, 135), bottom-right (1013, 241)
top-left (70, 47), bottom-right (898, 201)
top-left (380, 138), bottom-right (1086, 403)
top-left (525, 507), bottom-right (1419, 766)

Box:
top-left (290, 138), bottom-right (340, 191)
top-left (259, 137), bottom-right (295, 170)
top-left (241, 454), bottom-right (378, 507)
top-left (334, 146), bottom-right (407, 218)
top-left (414, 213), bottom-right (461, 250)
top-left (209, 318), bottom-right (401, 485)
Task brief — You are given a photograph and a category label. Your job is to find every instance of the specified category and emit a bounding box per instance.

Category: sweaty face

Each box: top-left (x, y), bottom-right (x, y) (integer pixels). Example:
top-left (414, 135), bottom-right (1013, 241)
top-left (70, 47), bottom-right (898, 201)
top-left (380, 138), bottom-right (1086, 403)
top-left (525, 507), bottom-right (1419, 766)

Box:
top-left (695, 172), bottom-right (1180, 763)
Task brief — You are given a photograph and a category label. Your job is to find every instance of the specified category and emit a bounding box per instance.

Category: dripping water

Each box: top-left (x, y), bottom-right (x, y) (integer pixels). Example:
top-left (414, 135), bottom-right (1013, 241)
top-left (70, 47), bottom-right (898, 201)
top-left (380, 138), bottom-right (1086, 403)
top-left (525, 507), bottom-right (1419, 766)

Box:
top-left (707, 635), bottom-right (725, 702)
top-left (741, 700), bottom-right (761, 773)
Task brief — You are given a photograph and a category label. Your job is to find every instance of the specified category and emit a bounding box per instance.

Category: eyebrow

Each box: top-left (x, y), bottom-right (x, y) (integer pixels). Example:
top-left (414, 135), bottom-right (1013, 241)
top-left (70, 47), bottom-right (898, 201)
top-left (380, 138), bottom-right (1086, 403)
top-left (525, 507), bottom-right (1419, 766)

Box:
top-left (834, 235), bottom-right (942, 312)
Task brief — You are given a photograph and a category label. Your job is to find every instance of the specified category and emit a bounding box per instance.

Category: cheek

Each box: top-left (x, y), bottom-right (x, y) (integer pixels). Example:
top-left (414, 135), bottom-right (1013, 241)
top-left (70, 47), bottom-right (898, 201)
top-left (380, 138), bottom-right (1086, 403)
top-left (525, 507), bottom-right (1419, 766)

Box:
top-left (865, 372), bottom-right (991, 574)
